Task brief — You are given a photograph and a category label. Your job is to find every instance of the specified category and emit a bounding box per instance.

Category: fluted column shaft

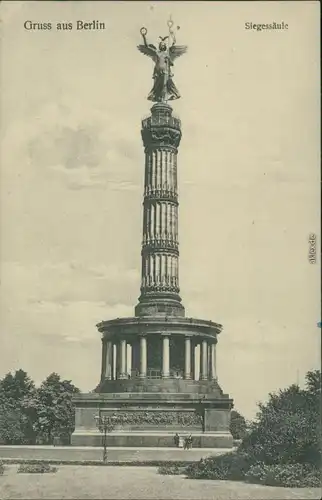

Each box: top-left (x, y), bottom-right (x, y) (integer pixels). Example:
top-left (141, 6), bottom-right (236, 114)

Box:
top-left (141, 147), bottom-right (179, 293)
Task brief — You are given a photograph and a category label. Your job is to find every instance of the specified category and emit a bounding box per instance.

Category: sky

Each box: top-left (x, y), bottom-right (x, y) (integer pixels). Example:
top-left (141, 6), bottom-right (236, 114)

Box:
top-left (0, 0), bottom-right (320, 419)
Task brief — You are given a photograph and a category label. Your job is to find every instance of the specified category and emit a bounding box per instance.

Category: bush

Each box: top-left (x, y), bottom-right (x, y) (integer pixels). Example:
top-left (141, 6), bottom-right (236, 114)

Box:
top-left (245, 463), bottom-right (321, 488)
top-left (158, 463), bottom-right (186, 475)
top-left (17, 462), bottom-right (57, 474)
top-left (239, 372), bottom-right (321, 468)
top-left (185, 452), bottom-right (253, 480)
top-left (230, 410), bottom-right (247, 440)
top-left (179, 371), bottom-right (322, 486)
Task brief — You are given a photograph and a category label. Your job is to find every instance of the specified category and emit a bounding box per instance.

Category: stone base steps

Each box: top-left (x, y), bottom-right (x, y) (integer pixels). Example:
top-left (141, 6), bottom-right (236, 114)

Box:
top-left (0, 445), bottom-right (232, 464)
top-left (71, 431), bottom-right (233, 448)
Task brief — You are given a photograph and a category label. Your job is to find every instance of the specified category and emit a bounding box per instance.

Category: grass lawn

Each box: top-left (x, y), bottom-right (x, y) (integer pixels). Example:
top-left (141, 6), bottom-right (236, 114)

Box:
top-left (0, 465), bottom-right (321, 499)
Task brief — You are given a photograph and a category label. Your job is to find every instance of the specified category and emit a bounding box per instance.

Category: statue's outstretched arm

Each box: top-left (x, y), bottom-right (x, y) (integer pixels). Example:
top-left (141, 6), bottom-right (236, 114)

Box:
top-left (140, 27), bottom-right (152, 48)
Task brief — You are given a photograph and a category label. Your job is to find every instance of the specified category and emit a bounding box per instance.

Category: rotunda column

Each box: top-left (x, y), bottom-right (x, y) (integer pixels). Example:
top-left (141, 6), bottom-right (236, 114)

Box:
top-left (201, 339), bottom-right (208, 380)
top-left (118, 339), bottom-right (127, 379)
top-left (194, 343), bottom-right (200, 380)
top-left (105, 340), bottom-right (112, 380)
top-left (100, 338), bottom-right (107, 382)
top-left (184, 336), bottom-right (191, 379)
top-left (139, 336), bottom-right (147, 378)
top-left (162, 335), bottom-right (170, 378)
top-left (191, 338), bottom-right (196, 380)
top-left (210, 342), bottom-right (217, 380)
top-left (127, 343), bottom-right (132, 377)
top-left (112, 343), bottom-right (117, 380)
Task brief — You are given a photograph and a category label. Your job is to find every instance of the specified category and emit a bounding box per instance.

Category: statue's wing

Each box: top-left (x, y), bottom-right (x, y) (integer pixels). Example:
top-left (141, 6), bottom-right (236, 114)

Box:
top-left (137, 44), bottom-right (158, 62)
top-left (169, 45), bottom-right (188, 61)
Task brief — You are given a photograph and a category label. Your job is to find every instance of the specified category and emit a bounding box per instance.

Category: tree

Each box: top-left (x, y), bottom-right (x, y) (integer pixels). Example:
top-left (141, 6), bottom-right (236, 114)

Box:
top-left (0, 389), bottom-right (26, 444)
top-left (0, 369), bottom-right (35, 402)
top-left (230, 410), bottom-right (247, 440)
top-left (24, 373), bottom-right (80, 444)
top-left (185, 369), bottom-right (321, 486)
top-left (305, 369), bottom-right (321, 395)
top-left (0, 370), bottom-right (36, 444)
top-left (239, 370), bottom-right (321, 467)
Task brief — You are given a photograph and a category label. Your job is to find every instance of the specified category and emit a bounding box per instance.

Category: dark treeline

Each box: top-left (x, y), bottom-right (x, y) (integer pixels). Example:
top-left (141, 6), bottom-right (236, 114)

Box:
top-left (0, 370), bottom-right (79, 445)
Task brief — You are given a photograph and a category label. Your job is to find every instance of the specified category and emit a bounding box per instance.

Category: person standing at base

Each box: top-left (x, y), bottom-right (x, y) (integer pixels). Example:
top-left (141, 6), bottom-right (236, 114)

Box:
top-left (174, 433), bottom-right (180, 448)
top-left (187, 434), bottom-right (193, 449)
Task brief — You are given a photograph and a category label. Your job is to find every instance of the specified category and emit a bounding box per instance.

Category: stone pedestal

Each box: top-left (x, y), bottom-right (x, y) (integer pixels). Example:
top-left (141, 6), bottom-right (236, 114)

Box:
top-left (72, 391), bottom-right (233, 448)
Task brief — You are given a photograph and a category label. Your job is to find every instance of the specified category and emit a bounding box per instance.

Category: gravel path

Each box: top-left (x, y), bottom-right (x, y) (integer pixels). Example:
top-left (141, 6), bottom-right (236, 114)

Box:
top-left (0, 465), bottom-right (320, 500)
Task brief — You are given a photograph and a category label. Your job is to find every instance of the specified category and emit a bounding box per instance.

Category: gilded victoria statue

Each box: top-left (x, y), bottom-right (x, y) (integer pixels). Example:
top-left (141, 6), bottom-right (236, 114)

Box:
top-left (137, 19), bottom-right (187, 103)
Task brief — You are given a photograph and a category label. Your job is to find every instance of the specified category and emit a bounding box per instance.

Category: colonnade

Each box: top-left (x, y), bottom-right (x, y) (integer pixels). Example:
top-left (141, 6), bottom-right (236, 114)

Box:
top-left (101, 335), bottom-right (217, 382)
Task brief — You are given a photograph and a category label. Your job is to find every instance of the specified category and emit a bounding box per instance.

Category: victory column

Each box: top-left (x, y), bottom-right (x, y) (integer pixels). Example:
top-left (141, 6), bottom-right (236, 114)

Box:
top-left (72, 20), bottom-right (233, 448)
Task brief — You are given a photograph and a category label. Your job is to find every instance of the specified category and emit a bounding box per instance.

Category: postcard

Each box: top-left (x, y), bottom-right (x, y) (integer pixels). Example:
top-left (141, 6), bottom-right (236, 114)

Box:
top-left (0, 1), bottom-right (320, 499)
